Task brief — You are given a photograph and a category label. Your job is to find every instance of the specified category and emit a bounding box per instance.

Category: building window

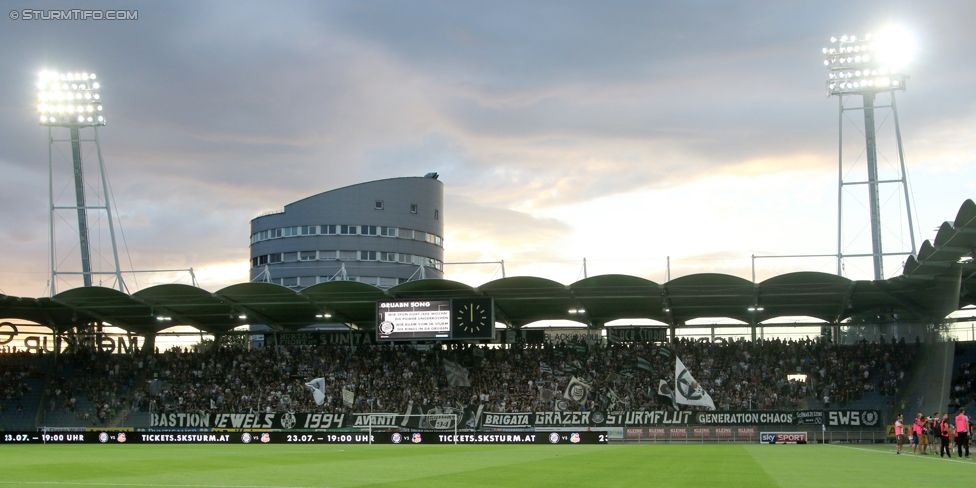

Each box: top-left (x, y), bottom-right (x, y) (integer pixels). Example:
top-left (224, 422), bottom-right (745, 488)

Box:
top-left (284, 227), bottom-right (299, 237)
top-left (434, 209), bottom-right (439, 220)
top-left (268, 254), bottom-right (282, 264)
top-left (398, 228), bottom-right (413, 239)
top-left (360, 251), bottom-right (377, 261)
top-left (361, 225), bottom-right (377, 235)
top-left (381, 252), bottom-right (396, 262)
top-left (321, 225), bottom-right (337, 235)
top-left (320, 250), bottom-right (337, 260)
top-left (375, 200), bottom-right (384, 210)
top-left (340, 225), bottom-right (357, 235)
top-left (410, 204), bottom-right (418, 214)
top-left (339, 250), bottom-right (357, 261)
top-left (300, 251), bottom-right (317, 261)
top-left (283, 252), bottom-right (298, 263)
top-left (282, 277), bottom-right (298, 287)
top-left (301, 225), bottom-right (317, 235)
top-left (380, 226), bottom-right (397, 237)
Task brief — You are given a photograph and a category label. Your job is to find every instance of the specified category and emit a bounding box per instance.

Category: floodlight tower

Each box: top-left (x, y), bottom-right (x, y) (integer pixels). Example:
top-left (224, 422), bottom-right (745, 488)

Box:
top-left (38, 70), bottom-right (124, 294)
top-left (824, 30), bottom-right (917, 280)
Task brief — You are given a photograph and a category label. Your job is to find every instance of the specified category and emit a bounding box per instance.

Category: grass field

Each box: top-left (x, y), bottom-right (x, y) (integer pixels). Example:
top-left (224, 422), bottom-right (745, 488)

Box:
top-left (1, 443), bottom-right (974, 487)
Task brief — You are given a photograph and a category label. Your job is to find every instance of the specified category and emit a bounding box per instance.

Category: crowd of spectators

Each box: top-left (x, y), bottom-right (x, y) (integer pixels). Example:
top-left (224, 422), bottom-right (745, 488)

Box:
top-left (0, 335), bottom-right (917, 420)
top-left (40, 351), bottom-right (141, 425)
top-left (948, 360), bottom-right (974, 413)
top-left (0, 351), bottom-right (42, 401)
top-left (0, 351), bottom-right (44, 418)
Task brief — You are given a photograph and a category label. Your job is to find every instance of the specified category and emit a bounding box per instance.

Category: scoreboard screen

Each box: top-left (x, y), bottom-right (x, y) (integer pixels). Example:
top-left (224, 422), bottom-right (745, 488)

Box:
top-left (377, 298), bottom-right (494, 341)
top-left (377, 300), bottom-right (451, 340)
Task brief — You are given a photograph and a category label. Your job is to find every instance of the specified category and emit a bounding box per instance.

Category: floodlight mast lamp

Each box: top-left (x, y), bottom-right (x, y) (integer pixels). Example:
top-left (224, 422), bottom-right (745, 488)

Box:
top-left (823, 34), bottom-right (917, 280)
top-left (38, 70), bottom-right (123, 294)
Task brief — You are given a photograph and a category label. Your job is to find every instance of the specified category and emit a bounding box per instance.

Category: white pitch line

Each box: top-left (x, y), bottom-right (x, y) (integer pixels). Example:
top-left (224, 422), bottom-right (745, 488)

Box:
top-left (828, 444), bottom-right (976, 466)
top-left (0, 482), bottom-right (330, 488)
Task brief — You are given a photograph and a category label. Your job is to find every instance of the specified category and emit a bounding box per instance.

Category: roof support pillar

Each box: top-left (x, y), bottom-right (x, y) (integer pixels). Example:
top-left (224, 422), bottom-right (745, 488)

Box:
top-left (141, 332), bottom-right (156, 354)
top-left (211, 333), bottom-right (223, 354)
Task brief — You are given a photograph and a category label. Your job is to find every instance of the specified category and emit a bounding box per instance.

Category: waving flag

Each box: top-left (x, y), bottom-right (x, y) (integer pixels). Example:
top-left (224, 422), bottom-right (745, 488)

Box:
top-left (637, 357), bottom-right (652, 371)
top-left (443, 359), bottom-right (472, 387)
top-left (305, 377), bottom-right (326, 406)
top-left (563, 376), bottom-right (591, 404)
top-left (674, 357), bottom-right (715, 410)
top-left (657, 380), bottom-right (677, 410)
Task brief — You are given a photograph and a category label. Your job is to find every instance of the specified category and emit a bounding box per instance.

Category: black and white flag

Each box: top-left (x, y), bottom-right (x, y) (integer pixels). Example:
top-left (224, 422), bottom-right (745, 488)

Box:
top-left (657, 380), bottom-right (677, 410)
top-left (674, 357), bottom-right (715, 410)
top-left (305, 377), bottom-right (327, 406)
top-left (563, 376), bottom-right (591, 404)
top-left (606, 388), bottom-right (620, 411)
top-left (442, 359), bottom-right (472, 387)
top-left (342, 388), bottom-right (355, 407)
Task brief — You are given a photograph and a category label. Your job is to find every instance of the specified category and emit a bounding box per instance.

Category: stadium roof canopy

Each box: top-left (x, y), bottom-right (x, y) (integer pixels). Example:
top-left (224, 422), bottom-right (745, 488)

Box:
top-left (2, 200), bottom-right (974, 335)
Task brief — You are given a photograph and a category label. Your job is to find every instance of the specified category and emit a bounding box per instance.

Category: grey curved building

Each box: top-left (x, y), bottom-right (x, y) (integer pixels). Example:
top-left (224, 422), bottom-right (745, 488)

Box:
top-left (249, 174), bottom-right (444, 289)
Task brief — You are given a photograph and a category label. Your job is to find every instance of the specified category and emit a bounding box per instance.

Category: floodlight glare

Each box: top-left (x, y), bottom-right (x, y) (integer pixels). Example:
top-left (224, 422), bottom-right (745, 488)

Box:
top-left (873, 25), bottom-right (916, 70)
top-left (823, 28), bottom-right (911, 96)
top-left (37, 70), bottom-right (105, 127)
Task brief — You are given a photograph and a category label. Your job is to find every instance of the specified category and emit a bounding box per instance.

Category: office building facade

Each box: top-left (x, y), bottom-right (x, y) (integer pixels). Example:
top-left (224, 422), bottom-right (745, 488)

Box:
top-left (249, 174), bottom-right (444, 289)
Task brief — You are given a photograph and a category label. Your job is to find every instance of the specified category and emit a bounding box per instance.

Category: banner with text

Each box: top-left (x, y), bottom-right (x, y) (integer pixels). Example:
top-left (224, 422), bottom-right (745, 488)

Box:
top-left (147, 409), bottom-right (881, 430)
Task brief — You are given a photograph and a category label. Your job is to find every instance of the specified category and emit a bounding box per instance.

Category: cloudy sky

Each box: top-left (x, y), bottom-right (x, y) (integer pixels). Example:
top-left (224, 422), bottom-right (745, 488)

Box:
top-left (1, 0), bottom-right (974, 298)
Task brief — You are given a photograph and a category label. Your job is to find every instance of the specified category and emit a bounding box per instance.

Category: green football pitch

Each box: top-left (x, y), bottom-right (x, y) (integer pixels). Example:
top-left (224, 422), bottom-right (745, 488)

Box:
top-left (1, 443), bottom-right (973, 487)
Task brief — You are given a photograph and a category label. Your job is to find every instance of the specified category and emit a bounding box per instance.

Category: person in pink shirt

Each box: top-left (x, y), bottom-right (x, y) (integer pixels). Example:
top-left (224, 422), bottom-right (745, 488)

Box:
top-left (912, 414), bottom-right (923, 454)
top-left (955, 408), bottom-right (970, 458)
top-left (894, 414), bottom-right (905, 454)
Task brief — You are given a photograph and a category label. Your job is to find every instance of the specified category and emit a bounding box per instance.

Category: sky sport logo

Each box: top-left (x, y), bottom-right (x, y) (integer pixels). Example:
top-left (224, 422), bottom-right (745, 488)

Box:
top-left (9, 10), bottom-right (138, 20)
top-left (761, 432), bottom-right (807, 444)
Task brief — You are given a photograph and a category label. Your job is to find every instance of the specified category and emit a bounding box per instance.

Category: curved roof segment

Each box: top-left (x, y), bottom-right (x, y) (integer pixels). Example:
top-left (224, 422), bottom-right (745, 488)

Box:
top-left (2, 199), bottom-right (974, 335)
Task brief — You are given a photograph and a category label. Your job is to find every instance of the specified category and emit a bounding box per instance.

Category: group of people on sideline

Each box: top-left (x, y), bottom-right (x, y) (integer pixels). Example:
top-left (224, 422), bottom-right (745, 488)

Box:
top-left (894, 409), bottom-right (972, 458)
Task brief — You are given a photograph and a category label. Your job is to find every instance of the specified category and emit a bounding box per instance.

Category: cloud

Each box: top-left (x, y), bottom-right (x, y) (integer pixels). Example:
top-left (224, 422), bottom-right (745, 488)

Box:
top-left (445, 194), bottom-right (573, 263)
top-left (2, 0), bottom-right (976, 296)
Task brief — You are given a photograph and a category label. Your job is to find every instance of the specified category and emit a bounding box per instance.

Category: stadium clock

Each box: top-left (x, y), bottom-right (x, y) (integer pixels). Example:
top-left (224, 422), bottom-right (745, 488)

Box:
top-left (451, 298), bottom-right (494, 340)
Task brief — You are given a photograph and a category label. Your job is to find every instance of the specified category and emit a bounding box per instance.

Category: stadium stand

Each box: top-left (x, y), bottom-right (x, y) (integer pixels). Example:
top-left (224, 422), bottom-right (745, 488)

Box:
top-left (0, 352), bottom-right (46, 430)
top-left (1, 336), bottom-right (918, 430)
top-left (948, 342), bottom-right (976, 413)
